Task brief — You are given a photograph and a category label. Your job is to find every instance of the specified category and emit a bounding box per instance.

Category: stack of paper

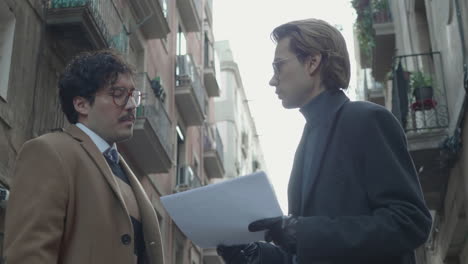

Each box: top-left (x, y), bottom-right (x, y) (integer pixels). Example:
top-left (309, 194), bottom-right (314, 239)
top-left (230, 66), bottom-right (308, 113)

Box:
top-left (160, 171), bottom-right (283, 248)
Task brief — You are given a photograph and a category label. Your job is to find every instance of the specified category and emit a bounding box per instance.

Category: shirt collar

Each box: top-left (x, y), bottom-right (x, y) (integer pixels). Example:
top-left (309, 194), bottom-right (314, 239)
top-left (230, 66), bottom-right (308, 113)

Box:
top-left (75, 123), bottom-right (117, 153)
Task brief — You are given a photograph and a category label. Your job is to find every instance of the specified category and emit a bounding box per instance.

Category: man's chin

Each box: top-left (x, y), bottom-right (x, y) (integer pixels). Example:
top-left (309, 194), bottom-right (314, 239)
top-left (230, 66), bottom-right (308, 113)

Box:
top-left (281, 100), bottom-right (299, 109)
top-left (115, 130), bottom-right (134, 143)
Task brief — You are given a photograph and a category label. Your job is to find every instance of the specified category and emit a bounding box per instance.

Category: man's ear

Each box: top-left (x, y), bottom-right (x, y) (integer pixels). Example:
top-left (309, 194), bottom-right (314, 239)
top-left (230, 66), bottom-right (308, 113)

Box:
top-left (73, 96), bottom-right (90, 117)
top-left (306, 53), bottom-right (322, 76)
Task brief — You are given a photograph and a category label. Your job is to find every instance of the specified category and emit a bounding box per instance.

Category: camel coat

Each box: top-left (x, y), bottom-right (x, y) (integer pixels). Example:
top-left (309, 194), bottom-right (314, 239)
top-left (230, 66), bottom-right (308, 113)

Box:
top-left (4, 125), bottom-right (164, 264)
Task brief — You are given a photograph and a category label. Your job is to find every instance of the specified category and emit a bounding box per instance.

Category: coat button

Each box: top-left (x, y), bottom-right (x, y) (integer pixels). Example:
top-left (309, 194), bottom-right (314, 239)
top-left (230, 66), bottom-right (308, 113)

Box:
top-left (121, 234), bottom-right (132, 245)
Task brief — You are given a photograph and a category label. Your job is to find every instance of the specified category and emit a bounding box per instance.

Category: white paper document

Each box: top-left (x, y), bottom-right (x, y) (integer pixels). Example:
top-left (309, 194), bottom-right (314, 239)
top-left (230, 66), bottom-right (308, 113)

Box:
top-left (160, 171), bottom-right (283, 248)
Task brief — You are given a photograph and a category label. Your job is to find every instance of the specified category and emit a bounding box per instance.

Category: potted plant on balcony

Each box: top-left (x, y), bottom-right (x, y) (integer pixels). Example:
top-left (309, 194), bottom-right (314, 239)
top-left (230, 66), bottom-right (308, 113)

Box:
top-left (409, 71), bottom-right (438, 129)
top-left (410, 71), bottom-right (434, 104)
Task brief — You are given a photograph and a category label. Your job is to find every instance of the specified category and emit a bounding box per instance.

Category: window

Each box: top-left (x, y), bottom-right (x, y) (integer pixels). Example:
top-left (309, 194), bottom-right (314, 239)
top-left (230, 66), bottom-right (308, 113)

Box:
top-left (241, 132), bottom-right (248, 158)
top-left (204, 33), bottom-right (210, 68)
top-left (176, 25), bottom-right (187, 56)
top-left (0, 1), bottom-right (15, 101)
top-left (160, 0), bottom-right (168, 18)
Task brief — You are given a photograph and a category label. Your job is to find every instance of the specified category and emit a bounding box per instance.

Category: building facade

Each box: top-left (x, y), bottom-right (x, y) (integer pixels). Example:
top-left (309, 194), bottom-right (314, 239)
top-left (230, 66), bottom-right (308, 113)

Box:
top-left (214, 40), bottom-right (267, 181)
top-left (353, 0), bottom-right (468, 263)
top-left (0, 0), bottom-right (230, 263)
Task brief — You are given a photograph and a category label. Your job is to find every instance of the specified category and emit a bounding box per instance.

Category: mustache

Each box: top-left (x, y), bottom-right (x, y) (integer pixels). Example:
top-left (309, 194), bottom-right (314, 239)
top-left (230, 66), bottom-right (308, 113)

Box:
top-left (118, 113), bottom-right (135, 122)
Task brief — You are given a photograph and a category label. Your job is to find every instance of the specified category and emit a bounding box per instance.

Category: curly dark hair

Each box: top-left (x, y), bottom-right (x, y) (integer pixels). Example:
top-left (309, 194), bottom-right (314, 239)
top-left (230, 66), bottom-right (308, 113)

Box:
top-left (58, 49), bottom-right (135, 124)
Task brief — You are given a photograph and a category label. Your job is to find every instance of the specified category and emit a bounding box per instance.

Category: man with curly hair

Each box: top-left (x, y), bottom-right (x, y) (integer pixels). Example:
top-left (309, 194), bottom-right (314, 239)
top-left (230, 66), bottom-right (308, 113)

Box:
top-left (4, 50), bottom-right (164, 264)
top-left (217, 19), bottom-right (432, 264)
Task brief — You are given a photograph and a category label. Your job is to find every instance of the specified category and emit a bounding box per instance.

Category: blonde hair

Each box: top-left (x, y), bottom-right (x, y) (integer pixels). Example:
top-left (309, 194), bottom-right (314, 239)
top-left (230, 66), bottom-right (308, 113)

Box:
top-left (271, 19), bottom-right (350, 90)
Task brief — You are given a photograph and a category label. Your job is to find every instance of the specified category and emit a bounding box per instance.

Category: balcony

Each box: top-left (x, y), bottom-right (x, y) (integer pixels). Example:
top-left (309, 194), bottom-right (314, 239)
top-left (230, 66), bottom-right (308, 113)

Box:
top-left (204, 60), bottom-right (220, 97)
top-left (46, 0), bottom-right (129, 59)
top-left (372, 0), bottom-right (394, 36)
top-left (371, 0), bottom-right (395, 82)
top-left (174, 165), bottom-right (202, 192)
top-left (120, 73), bottom-right (173, 174)
top-left (204, 0), bottom-right (213, 26)
top-left (176, 0), bottom-right (202, 32)
top-left (176, 54), bottom-right (205, 126)
top-left (203, 248), bottom-right (223, 264)
top-left (391, 52), bottom-right (449, 210)
top-left (128, 0), bottom-right (170, 39)
top-left (203, 124), bottom-right (225, 179)
top-left (361, 68), bottom-right (385, 106)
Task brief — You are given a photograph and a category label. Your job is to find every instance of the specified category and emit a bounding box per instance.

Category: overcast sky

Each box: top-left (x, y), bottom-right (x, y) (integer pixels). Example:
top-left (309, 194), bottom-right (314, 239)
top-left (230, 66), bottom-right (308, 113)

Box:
top-left (213, 0), bottom-right (357, 212)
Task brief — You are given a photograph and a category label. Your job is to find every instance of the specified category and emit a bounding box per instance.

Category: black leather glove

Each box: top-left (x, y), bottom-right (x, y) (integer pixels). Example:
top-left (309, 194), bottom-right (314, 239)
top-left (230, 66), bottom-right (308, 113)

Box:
top-left (217, 243), bottom-right (259, 264)
top-left (248, 215), bottom-right (298, 254)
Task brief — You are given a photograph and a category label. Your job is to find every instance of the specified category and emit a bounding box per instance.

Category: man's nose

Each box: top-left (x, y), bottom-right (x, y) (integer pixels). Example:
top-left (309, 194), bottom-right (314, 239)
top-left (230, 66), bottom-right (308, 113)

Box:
top-left (125, 96), bottom-right (137, 110)
top-left (269, 75), bottom-right (278, 86)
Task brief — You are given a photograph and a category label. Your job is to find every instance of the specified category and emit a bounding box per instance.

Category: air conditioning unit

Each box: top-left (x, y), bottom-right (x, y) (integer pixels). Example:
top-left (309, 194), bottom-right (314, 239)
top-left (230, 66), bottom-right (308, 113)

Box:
top-left (175, 165), bottom-right (197, 192)
top-left (178, 166), bottom-right (194, 185)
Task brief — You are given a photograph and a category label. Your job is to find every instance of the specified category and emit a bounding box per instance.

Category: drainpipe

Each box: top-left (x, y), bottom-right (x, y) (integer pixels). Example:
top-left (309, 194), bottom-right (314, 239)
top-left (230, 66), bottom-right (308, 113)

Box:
top-left (455, 0), bottom-right (468, 94)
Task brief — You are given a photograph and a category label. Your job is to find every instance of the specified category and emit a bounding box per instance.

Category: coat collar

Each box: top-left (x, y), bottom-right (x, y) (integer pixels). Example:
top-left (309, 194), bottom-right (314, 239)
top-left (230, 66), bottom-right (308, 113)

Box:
top-left (299, 89), bottom-right (348, 126)
top-left (64, 125), bottom-right (127, 212)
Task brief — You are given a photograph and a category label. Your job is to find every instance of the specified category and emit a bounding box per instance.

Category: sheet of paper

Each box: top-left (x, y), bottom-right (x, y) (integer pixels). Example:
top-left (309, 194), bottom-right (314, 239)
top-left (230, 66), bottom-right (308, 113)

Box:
top-left (160, 171), bottom-right (283, 248)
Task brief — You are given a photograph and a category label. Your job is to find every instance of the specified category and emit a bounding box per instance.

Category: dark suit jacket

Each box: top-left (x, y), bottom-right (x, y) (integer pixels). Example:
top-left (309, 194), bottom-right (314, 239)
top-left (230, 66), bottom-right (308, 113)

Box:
top-left (288, 90), bottom-right (432, 264)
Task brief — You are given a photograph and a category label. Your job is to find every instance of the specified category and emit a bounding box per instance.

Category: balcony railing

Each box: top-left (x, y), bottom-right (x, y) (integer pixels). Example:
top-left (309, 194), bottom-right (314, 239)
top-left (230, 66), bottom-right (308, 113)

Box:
top-left (206, 125), bottom-right (224, 163)
top-left (127, 0), bottom-right (170, 39)
top-left (204, 60), bottom-right (220, 97)
top-left (205, 0), bottom-right (213, 25)
top-left (203, 124), bottom-right (225, 178)
top-left (48, 0), bottom-right (129, 54)
top-left (372, 0), bottom-right (392, 24)
top-left (176, 54), bottom-right (206, 125)
top-left (176, 0), bottom-right (202, 32)
top-left (391, 52), bottom-right (449, 133)
top-left (136, 73), bottom-right (172, 156)
top-left (120, 73), bottom-right (173, 174)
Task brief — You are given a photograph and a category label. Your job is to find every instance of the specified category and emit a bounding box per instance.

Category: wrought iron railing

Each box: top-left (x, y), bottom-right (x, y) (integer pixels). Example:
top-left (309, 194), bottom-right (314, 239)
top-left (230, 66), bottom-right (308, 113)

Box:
top-left (193, 0), bottom-right (203, 22)
top-left (135, 73), bottom-right (172, 157)
top-left (372, 0), bottom-right (392, 24)
top-left (204, 124), bottom-right (224, 164)
top-left (176, 54), bottom-right (205, 114)
top-left (48, 0), bottom-right (129, 54)
top-left (391, 52), bottom-right (449, 133)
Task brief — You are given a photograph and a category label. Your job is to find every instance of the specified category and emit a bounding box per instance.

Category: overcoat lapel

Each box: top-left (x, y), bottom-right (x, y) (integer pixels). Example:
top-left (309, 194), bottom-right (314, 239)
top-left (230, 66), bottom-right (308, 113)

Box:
top-left (288, 123), bottom-right (310, 215)
top-left (121, 158), bottom-right (165, 264)
top-left (299, 91), bottom-right (349, 214)
top-left (64, 125), bottom-right (127, 212)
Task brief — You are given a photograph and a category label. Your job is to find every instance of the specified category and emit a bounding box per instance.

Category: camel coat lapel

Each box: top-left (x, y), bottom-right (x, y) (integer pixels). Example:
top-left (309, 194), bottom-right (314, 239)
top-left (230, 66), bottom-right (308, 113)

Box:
top-left (121, 158), bottom-right (165, 264)
top-left (64, 125), bottom-right (127, 213)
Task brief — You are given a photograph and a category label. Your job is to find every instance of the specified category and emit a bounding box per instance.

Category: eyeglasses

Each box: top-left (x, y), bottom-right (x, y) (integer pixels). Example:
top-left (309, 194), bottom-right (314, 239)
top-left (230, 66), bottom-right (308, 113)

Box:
top-left (272, 57), bottom-right (299, 82)
top-left (108, 87), bottom-right (142, 107)
top-left (272, 57), bottom-right (294, 77)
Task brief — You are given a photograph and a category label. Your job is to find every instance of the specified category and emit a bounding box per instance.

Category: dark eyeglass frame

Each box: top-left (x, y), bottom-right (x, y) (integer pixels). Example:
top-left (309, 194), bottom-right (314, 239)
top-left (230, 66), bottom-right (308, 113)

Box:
top-left (108, 87), bottom-right (142, 107)
top-left (272, 57), bottom-right (294, 77)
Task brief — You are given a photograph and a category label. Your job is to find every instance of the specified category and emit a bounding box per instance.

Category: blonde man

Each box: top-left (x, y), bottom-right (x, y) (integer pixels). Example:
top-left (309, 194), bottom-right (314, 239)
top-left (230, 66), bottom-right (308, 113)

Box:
top-left (218, 19), bottom-right (431, 264)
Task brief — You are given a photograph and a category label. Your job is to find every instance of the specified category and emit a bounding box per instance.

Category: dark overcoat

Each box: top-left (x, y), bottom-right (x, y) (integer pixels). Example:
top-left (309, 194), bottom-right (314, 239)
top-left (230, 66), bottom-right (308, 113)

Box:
top-left (288, 90), bottom-right (432, 264)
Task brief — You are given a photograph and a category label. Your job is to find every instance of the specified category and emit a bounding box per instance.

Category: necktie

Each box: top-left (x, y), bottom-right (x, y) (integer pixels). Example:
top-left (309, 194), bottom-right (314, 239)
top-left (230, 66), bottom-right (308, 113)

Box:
top-left (104, 147), bottom-right (119, 165)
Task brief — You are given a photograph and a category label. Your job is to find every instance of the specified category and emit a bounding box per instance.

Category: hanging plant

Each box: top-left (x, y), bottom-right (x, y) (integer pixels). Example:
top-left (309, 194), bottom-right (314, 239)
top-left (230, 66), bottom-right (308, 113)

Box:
top-left (351, 0), bottom-right (375, 61)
